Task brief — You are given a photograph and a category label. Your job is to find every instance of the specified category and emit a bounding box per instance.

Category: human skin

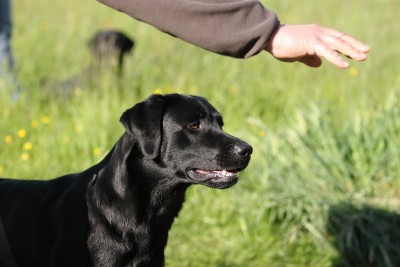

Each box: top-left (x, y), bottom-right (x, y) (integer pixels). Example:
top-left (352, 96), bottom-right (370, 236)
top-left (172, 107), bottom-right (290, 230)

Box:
top-left (265, 24), bottom-right (371, 69)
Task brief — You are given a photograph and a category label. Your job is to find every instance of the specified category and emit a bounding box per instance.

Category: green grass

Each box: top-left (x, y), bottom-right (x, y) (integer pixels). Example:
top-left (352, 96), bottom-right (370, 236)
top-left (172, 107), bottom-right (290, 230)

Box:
top-left (1, 0), bottom-right (400, 266)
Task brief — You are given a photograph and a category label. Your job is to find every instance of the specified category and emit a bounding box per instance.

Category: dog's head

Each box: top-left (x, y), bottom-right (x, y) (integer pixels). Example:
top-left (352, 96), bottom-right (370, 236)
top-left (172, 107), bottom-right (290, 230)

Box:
top-left (120, 94), bottom-right (252, 189)
top-left (88, 30), bottom-right (134, 69)
top-left (88, 30), bottom-right (134, 56)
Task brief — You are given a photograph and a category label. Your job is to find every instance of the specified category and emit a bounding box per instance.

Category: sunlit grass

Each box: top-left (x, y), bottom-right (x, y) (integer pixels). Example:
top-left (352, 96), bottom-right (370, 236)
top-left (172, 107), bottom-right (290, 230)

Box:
top-left (1, 0), bottom-right (400, 266)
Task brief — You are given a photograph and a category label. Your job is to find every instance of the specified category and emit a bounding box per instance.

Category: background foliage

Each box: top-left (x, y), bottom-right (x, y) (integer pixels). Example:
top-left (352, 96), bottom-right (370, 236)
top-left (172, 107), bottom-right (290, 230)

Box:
top-left (1, 0), bottom-right (400, 266)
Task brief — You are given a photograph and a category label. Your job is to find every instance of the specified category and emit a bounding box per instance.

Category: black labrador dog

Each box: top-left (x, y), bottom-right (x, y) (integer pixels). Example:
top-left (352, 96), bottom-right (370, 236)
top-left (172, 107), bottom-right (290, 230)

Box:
top-left (0, 94), bottom-right (252, 267)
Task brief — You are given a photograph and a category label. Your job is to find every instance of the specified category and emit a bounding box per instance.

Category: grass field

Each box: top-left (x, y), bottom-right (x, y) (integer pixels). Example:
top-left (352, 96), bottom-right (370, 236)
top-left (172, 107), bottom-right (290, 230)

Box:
top-left (1, 0), bottom-right (400, 266)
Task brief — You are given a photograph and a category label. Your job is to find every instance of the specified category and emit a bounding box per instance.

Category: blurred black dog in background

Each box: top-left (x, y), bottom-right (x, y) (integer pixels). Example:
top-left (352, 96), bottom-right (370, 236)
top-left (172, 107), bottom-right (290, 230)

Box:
top-left (88, 30), bottom-right (134, 76)
top-left (46, 30), bottom-right (134, 95)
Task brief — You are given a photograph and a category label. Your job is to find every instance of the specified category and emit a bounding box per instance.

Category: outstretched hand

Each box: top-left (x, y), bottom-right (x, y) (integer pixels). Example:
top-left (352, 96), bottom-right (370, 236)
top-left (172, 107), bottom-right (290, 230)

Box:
top-left (265, 24), bottom-right (371, 69)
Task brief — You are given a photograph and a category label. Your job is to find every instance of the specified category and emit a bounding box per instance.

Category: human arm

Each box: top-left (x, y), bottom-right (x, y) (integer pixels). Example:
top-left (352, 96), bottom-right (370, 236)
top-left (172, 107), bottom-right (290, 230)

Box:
top-left (97, 0), bottom-right (370, 67)
top-left (97, 0), bottom-right (280, 59)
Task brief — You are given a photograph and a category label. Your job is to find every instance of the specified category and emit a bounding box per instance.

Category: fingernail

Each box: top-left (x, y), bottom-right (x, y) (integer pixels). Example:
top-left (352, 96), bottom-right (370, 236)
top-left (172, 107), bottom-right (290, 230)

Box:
top-left (358, 52), bottom-right (367, 60)
top-left (362, 44), bottom-right (371, 52)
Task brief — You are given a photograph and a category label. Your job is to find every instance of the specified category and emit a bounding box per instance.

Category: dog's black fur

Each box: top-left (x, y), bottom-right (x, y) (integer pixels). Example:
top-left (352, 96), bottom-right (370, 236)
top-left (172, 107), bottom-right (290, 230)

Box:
top-left (0, 94), bottom-right (252, 267)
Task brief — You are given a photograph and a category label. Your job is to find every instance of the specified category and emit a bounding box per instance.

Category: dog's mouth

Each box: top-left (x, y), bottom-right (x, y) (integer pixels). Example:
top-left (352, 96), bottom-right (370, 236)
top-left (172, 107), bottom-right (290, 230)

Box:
top-left (186, 168), bottom-right (241, 189)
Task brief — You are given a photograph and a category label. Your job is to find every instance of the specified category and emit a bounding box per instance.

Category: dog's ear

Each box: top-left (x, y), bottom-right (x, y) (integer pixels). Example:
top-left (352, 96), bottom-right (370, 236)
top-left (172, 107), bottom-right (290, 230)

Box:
top-left (120, 94), bottom-right (165, 158)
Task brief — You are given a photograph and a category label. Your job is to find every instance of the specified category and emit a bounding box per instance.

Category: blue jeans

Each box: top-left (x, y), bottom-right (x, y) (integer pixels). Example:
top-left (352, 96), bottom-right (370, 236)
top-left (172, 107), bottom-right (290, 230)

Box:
top-left (0, 0), bottom-right (21, 96)
top-left (0, 0), bottom-right (14, 75)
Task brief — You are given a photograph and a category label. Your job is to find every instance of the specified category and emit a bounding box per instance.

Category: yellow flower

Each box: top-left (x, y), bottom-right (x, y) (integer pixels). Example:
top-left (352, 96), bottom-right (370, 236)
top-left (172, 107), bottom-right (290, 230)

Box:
top-left (349, 66), bottom-right (358, 77)
top-left (21, 152), bottom-right (30, 161)
top-left (228, 86), bottom-right (239, 94)
top-left (31, 120), bottom-right (39, 128)
top-left (39, 21), bottom-right (49, 32)
top-left (93, 147), bottom-right (101, 157)
top-left (18, 129), bottom-right (27, 138)
top-left (41, 116), bottom-right (51, 124)
top-left (258, 130), bottom-right (266, 137)
top-left (4, 135), bottom-right (13, 144)
top-left (153, 88), bottom-right (163, 95)
top-left (23, 142), bottom-right (33, 151)
top-left (75, 123), bottom-right (83, 133)
top-left (0, 164), bottom-right (4, 175)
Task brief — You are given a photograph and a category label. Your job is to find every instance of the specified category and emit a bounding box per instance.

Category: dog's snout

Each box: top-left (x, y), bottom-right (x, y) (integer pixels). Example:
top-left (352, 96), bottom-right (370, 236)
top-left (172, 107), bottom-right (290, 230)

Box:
top-left (234, 143), bottom-right (253, 157)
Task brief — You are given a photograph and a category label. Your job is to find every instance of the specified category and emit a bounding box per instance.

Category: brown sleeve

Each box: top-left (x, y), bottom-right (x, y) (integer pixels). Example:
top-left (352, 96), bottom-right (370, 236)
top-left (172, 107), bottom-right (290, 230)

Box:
top-left (97, 0), bottom-right (280, 58)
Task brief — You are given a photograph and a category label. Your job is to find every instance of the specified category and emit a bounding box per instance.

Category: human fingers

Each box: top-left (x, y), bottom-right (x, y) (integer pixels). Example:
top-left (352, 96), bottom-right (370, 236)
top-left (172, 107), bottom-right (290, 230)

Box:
top-left (320, 32), bottom-right (368, 63)
top-left (309, 26), bottom-right (372, 68)
top-left (324, 28), bottom-right (371, 53)
top-left (322, 28), bottom-right (371, 62)
top-left (265, 24), bottom-right (370, 69)
top-left (313, 41), bottom-right (351, 69)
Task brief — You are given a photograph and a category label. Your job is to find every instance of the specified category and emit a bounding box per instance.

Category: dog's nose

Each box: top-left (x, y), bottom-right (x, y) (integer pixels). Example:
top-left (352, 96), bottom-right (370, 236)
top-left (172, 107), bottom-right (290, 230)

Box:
top-left (234, 143), bottom-right (253, 157)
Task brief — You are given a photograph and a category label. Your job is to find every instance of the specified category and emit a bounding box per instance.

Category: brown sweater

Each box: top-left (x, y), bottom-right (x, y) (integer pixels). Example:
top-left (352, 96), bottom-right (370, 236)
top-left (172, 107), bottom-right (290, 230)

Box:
top-left (97, 0), bottom-right (280, 59)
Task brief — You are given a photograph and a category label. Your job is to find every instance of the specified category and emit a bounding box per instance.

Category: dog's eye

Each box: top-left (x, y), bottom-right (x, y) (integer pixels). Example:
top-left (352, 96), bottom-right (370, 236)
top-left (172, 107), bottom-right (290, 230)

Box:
top-left (188, 121), bottom-right (200, 130)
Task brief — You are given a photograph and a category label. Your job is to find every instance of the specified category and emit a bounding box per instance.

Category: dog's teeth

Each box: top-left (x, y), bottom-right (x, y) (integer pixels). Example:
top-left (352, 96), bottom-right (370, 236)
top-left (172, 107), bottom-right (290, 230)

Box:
top-left (194, 169), bottom-right (236, 177)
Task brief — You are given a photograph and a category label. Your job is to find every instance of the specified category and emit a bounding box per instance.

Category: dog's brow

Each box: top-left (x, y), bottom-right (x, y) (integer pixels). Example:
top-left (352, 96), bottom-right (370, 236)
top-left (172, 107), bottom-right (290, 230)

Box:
top-left (197, 111), bottom-right (206, 118)
top-left (215, 115), bottom-right (224, 126)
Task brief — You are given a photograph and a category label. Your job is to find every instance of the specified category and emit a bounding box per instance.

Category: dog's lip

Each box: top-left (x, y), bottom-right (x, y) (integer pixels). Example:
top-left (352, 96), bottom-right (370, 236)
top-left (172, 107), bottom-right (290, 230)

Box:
top-left (186, 168), bottom-right (241, 188)
top-left (187, 169), bottom-right (239, 179)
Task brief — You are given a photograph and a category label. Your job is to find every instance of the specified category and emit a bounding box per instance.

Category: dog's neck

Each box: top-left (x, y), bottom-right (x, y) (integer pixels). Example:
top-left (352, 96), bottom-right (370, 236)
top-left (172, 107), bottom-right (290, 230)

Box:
top-left (86, 134), bottom-right (189, 266)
